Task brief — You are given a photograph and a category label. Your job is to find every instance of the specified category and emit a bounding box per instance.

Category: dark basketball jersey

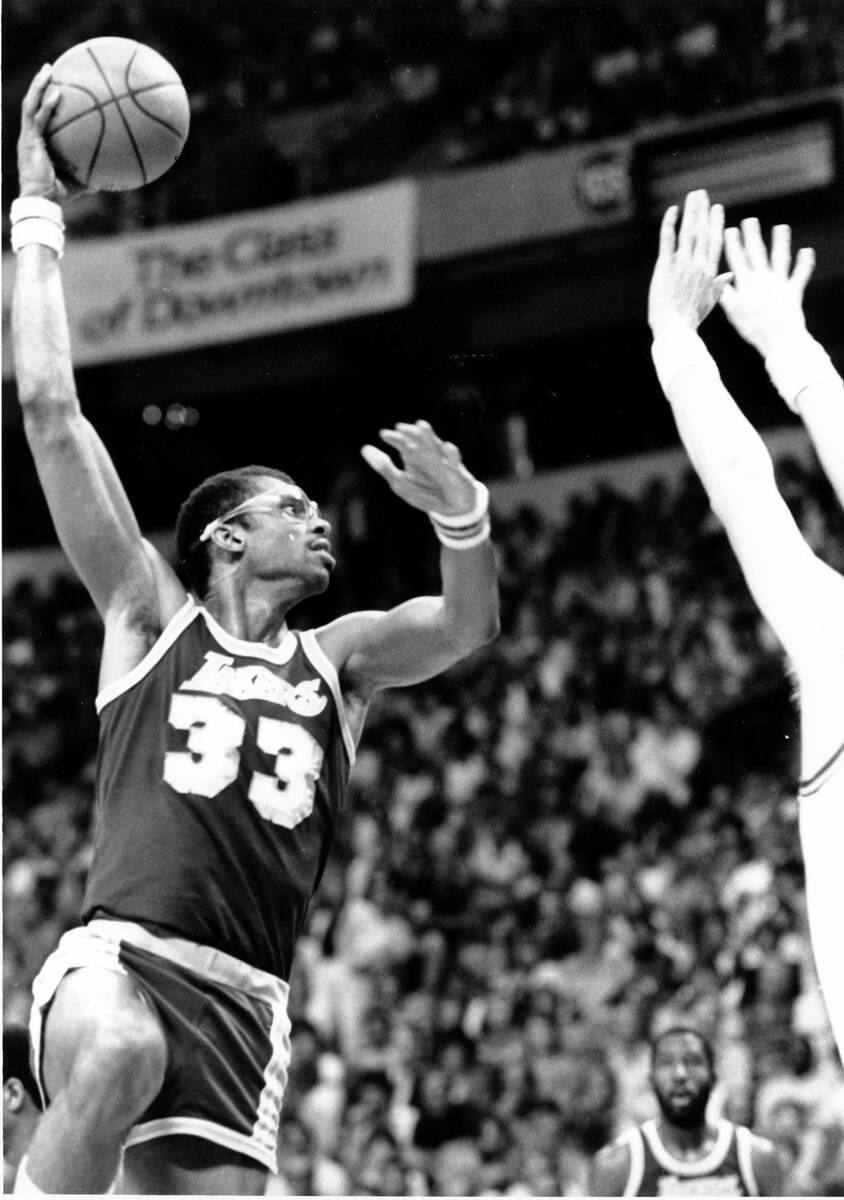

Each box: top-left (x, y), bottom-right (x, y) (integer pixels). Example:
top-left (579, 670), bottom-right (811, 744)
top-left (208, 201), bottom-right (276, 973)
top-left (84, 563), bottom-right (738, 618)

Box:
top-left (82, 598), bottom-right (355, 980)
top-left (621, 1119), bottom-right (759, 1196)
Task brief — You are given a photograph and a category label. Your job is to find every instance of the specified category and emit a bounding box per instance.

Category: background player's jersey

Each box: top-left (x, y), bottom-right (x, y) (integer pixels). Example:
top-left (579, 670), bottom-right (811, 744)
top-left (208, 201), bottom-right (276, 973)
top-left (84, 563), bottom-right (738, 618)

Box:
top-left (82, 597), bottom-right (355, 980)
top-left (620, 1118), bottom-right (759, 1196)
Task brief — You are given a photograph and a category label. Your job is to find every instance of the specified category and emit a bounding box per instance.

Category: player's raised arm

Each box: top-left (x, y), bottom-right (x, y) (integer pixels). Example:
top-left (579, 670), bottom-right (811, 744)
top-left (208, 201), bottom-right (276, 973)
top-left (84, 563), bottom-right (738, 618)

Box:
top-left (11, 67), bottom-right (183, 629)
top-left (316, 420), bottom-right (499, 694)
top-left (647, 189), bottom-right (844, 671)
top-left (719, 218), bottom-right (844, 508)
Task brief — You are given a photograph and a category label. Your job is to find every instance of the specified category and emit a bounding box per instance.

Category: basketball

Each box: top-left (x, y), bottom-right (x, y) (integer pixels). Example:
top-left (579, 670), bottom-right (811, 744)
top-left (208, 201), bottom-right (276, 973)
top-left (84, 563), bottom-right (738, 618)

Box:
top-left (44, 37), bottom-right (190, 192)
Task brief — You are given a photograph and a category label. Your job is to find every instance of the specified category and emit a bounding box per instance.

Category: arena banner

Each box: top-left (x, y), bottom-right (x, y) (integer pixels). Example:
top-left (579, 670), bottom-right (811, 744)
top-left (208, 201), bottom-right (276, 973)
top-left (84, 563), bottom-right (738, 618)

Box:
top-left (2, 179), bottom-right (417, 377)
top-left (418, 137), bottom-right (634, 261)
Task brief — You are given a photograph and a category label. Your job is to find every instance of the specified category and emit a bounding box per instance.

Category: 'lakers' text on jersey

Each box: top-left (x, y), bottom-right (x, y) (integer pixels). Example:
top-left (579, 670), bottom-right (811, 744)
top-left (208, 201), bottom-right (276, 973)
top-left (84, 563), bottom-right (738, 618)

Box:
top-left (619, 1119), bottom-right (760, 1197)
top-left (82, 598), bottom-right (355, 979)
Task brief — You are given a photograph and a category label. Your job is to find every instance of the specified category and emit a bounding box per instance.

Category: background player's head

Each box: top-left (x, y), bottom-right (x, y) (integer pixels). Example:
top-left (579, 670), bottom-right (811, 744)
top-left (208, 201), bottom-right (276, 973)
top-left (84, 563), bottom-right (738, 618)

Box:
top-left (3, 1025), bottom-right (43, 1172)
top-left (176, 465), bottom-right (331, 599)
top-left (649, 1025), bottom-right (715, 1128)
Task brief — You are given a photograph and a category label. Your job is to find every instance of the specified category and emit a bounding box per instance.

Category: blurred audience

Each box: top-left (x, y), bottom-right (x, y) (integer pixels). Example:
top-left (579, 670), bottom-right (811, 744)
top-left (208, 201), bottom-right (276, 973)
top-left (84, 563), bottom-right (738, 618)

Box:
top-left (4, 0), bottom-right (843, 233)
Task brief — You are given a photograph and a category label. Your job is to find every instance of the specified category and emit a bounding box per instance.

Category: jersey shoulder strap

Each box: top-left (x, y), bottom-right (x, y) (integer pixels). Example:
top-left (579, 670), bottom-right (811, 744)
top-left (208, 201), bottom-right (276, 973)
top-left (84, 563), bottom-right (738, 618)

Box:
top-left (620, 1126), bottom-right (646, 1197)
top-left (96, 596), bottom-right (199, 713)
top-left (734, 1125), bottom-right (760, 1197)
top-left (640, 1117), bottom-right (734, 1176)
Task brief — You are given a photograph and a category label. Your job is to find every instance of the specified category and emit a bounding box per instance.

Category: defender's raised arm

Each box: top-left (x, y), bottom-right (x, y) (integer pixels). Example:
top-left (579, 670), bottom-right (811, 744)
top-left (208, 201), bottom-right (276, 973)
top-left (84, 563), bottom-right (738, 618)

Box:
top-left (647, 189), bottom-right (843, 678)
top-left (719, 218), bottom-right (844, 508)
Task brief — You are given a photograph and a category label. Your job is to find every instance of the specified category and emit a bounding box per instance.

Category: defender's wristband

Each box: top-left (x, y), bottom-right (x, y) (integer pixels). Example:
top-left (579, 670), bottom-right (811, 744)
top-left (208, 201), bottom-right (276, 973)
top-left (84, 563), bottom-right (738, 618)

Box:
top-left (765, 334), bottom-right (843, 414)
top-left (651, 325), bottom-right (720, 393)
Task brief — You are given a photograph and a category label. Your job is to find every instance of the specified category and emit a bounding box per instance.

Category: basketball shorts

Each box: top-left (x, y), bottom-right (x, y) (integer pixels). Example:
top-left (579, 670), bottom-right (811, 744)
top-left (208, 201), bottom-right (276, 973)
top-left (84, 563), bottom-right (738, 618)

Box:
top-left (30, 919), bottom-right (291, 1173)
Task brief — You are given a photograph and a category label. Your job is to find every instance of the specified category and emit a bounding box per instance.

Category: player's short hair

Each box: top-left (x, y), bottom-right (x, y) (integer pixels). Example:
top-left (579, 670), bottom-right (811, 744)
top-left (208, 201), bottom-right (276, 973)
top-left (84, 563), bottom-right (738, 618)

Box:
top-left (2, 1026), bottom-right (43, 1109)
top-left (175, 466), bottom-right (296, 597)
top-left (650, 1024), bottom-right (715, 1072)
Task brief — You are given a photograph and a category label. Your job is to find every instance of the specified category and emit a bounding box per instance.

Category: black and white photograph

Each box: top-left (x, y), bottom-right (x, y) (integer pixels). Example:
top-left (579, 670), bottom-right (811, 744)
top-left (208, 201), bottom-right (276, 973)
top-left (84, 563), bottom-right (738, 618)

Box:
top-left (2, 2), bottom-right (844, 1194)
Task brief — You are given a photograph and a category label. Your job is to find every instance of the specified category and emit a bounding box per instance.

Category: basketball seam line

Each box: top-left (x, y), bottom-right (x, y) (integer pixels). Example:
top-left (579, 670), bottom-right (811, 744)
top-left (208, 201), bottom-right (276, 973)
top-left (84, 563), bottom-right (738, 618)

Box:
top-left (48, 81), bottom-right (184, 136)
top-left (122, 45), bottom-right (184, 144)
top-left (128, 91), bottom-right (187, 139)
top-left (86, 44), bottom-right (148, 185)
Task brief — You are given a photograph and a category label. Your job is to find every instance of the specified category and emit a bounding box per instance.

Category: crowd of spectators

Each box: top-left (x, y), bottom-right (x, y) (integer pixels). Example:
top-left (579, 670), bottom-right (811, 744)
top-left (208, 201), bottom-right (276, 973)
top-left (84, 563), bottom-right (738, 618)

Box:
top-left (3, 0), bottom-right (844, 234)
top-left (4, 445), bottom-right (844, 1195)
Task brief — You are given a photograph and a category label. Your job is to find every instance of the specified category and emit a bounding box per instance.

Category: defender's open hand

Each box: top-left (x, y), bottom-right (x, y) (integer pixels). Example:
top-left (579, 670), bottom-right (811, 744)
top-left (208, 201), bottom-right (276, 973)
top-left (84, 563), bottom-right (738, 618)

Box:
top-left (720, 220), bottom-right (815, 358)
top-left (648, 189), bottom-right (733, 337)
top-left (361, 420), bottom-right (480, 518)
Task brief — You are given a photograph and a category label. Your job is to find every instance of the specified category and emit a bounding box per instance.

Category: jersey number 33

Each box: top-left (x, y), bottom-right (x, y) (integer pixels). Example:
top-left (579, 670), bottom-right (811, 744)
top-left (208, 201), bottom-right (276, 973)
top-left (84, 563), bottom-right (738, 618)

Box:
top-left (163, 693), bottom-right (324, 830)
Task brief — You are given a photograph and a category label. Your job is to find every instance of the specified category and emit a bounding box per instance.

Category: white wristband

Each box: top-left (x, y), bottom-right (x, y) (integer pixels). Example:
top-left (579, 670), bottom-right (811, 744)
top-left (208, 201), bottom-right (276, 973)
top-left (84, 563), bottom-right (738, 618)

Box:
top-left (765, 334), bottom-right (842, 414)
top-left (433, 516), bottom-right (491, 550)
top-left (651, 325), bottom-right (719, 393)
top-left (430, 481), bottom-right (489, 528)
top-left (10, 196), bottom-right (66, 258)
top-left (10, 217), bottom-right (65, 258)
top-left (10, 196), bottom-right (65, 228)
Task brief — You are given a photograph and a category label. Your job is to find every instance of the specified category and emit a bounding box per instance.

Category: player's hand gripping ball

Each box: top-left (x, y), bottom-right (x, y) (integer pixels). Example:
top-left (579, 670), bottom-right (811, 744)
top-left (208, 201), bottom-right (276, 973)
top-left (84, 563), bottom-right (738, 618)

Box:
top-left (44, 37), bottom-right (189, 191)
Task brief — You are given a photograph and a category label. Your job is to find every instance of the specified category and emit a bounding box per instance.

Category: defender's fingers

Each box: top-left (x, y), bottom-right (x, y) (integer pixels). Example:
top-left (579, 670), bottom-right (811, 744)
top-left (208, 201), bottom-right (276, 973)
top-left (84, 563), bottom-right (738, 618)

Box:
top-left (21, 65), bottom-right (52, 118)
top-left (723, 227), bottom-right (749, 278)
top-left (770, 225), bottom-right (792, 278)
top-left (718, 281), bottom-right (739, 319)
top-left (361, 444), bottom-right (403, 482)
top-left (707, 204), bottom-right (725, 274)
top-left (678, 191), bottom-right (706, 257)
top-left (740, 217), bottom-right (769, 269)
top-left (712, 271), bottom-right (734, 304)
top-left (658, 205), bottom-right (679, 258)
top-left (790, 246), bottom-right (816, 295)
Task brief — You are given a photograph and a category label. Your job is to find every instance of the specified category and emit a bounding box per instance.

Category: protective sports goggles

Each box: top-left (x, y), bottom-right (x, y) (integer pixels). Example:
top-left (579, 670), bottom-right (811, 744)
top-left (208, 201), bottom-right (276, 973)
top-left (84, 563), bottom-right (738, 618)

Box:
top-left (199, 489), bottom-right (320, 543)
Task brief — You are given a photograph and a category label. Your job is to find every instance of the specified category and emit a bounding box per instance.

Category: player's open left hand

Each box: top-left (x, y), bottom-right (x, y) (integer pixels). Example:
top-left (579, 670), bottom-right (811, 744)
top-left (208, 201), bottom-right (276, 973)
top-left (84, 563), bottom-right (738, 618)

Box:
top-left (719, 220), bottom-right (815, 359)
top-left (361, 420), bottom-right (481, 518)
top-left (648, 189), bottom-right (733, 338)
top-left (18, 65), bottom-right (85, 201)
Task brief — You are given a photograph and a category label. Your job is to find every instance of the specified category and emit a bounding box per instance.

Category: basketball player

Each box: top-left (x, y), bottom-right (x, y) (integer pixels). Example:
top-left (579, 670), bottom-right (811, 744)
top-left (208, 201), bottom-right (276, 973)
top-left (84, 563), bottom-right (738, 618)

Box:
top-left (3, 1027), bottom-right (44, 1193)
top-left (589, 1026), bottom-right (784, 1195)
top-left (10, 68), bottom-right (499, 1196)
top-left (645, 187), bottom-right (844, 1062)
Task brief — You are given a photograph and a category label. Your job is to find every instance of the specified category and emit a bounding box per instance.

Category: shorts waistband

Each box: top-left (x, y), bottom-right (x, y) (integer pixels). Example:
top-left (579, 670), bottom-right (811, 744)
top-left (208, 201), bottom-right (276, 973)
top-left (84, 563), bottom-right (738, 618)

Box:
top-left (85, 919), bottom-right (289, 1007)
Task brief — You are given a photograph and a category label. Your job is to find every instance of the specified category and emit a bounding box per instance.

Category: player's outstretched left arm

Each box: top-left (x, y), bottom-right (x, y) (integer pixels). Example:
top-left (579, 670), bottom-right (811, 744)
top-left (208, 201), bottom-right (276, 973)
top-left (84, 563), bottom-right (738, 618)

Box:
top-left (719, 218), bottom-right (844, 508)
top-left (648, 189), bottom-right (844, 674)
top-left (316, 420), bottom-right (499, 694)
